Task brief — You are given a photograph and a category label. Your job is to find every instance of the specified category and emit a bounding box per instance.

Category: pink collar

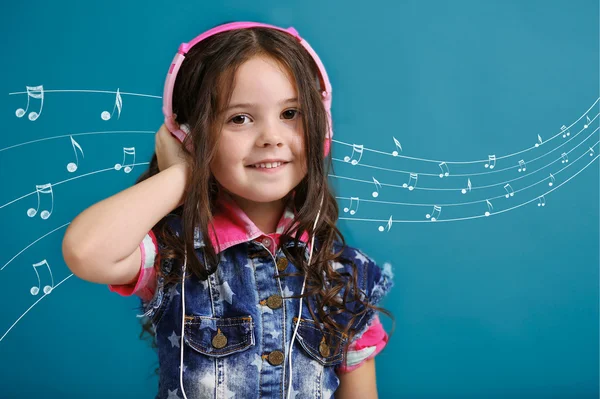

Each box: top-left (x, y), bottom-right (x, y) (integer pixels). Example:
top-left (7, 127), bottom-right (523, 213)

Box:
top-left (194, 191), bottom-right (310, 254)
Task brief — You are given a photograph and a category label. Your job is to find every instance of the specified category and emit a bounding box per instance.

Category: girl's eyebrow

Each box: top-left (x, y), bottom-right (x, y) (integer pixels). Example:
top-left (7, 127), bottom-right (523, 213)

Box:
top-left (224, 97), bottom-right (298, 113)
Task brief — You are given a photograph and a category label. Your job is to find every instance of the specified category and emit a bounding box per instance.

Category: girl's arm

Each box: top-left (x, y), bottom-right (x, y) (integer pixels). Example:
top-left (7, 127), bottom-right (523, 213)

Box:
top-left (335, 358), bottom-right (378, 399)
top-left (62, 163), bottom-right (189, 286)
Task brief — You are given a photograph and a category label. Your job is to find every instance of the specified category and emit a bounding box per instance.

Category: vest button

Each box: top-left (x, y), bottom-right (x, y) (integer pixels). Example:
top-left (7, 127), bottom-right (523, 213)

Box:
top-left (276, 258), bottom-right (288, 271)
top-left (266, 294), bottom-right (283, 309)
top-left (212, 329), bottom-right (227, 349)
top-left (268, 350), bottom-right (284, 366)
top-left (319, 336), bottom-right (330, 357)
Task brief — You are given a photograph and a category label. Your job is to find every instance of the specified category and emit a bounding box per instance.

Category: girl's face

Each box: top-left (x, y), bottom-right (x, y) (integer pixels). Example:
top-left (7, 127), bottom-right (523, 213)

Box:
top-left (211, 55), bottom-right (307, 211)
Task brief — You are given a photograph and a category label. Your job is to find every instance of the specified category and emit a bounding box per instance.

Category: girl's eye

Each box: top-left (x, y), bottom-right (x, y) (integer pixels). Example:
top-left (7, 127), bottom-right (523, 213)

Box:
top-left (282, 109), bottom-right (300, 120)
top-left (230, 115), bottom-right (251, 125)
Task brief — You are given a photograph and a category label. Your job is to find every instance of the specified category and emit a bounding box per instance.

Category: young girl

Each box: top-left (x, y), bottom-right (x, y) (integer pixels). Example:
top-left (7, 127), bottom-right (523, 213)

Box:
top-left (62, 21), bottom-right (394, 399)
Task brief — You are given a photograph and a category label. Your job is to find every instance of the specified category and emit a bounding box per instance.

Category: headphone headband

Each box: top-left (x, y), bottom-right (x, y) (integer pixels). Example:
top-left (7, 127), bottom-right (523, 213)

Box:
top-left (162, 21), bottom-right (333, 156)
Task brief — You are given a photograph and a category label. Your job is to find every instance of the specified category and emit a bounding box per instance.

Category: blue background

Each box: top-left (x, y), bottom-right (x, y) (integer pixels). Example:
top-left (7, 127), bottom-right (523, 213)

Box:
top-left (0, 0), bottom-right (598, 398)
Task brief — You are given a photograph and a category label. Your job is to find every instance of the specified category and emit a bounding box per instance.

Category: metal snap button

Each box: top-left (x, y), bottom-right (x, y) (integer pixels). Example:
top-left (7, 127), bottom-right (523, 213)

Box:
top-left (319, 336), bottom-right (330, 357)
top-left (268, 350), bottom-right (284, 366)
top-left (212, 328), bottom-right (227, 349)
top-left (262, 237), bottom-right (271, 247)
top-left (276, 258), bottom-right (288, 271)
top-left (266, 294), bottom-right (283, 309)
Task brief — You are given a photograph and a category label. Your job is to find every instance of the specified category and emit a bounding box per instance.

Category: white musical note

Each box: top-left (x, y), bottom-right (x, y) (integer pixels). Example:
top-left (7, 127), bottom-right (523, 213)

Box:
top-left (537, 196), bottom-right (546, 207)
top-left (378, 215), bottom-right (393, 232)
top-left (30, 259), bottom-right (54, 295)
top-left (27, 183), bottom-right (53, 219)
top-left (503, 184), bottom-right (515, 198)
top-left (461, 178), bottom-right (472, 194)
top-left (518, 159), bottom-right (526, 173)
top-left (101, 88), bottom-right (123, 120)
top-left (548, 173), bottom-right (555, 186)
top-left (535, 134), bottom-right (543, 148)
top-left (438, 162), bottom-right (450, 178)
top-left (343, 144), bottom-right (364, 165)
top-left (484, 155), bottom-right (496, 169)
top-left (392, 137), bottom-right (402, 156)
top-left (425, 205), bottom-right (442, 222)
top-left (584, 115), bottom-right (591, 129)
top-left (560, 125), bottom-right (570, 138)
top-left (484, 199), bottom-right (493, 217)
top-left (590, 147), bottom-right (595, 156)
top-left (15, 85), bottom-right (44, 121)
top-left (114, 147), bottom-right (136, 173)
top-left (561, 152), bottom-right (569, 164)
top-left (402, 173), bottom-right (418, 191)
top-left (343, 197), bottom-right (360, 215)
top-left (371, 177), bottom-right (382, 198)
top-left (66, 136), bottom-right (84, 173)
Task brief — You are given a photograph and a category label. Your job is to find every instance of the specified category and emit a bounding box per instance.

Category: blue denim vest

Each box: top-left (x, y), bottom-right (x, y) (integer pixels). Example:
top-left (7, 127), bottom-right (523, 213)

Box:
top-left (140, 215), bottom-right (393, 399)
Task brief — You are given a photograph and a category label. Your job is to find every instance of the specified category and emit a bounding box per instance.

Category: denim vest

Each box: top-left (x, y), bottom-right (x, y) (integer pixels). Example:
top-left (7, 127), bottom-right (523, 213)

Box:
top-left (140, 215), bottom-right (393, 399)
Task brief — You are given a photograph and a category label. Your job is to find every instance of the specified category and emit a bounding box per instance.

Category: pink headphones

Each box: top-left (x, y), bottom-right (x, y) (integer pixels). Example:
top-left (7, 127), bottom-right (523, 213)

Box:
top-left (162, 21), bottom-right (333, 157)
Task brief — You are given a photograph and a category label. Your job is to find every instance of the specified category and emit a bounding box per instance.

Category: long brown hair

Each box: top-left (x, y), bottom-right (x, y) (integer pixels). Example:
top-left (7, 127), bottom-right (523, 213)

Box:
top-left (137, 25), bottom-right (394, 375)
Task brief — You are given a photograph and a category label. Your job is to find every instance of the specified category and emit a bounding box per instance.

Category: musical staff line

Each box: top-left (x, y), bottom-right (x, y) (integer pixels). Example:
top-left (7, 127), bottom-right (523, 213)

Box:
top-left (339, 152), bottom-right (599, 224)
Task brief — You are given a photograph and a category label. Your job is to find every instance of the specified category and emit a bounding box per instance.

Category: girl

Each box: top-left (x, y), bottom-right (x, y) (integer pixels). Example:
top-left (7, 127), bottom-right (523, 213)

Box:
top-left (62, 21), bottom-right (394, 399)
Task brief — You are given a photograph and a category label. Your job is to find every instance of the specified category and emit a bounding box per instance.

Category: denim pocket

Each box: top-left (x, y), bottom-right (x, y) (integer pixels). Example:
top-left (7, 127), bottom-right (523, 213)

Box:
top-left (183, 315), bottom-right (255, 357)
top-left (292, 317), bottom-right (348, 366)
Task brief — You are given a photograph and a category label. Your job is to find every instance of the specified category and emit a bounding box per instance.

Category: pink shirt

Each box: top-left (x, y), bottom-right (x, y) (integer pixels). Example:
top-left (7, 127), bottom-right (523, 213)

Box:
top-left (108, 192), bottom-right (388, 373)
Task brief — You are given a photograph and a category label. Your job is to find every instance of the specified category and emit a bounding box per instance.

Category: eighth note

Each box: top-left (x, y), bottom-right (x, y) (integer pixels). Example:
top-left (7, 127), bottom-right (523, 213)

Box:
top-left (590, 147), bottom-right (595, 156)
top-left (114, 147), bottom-right (136, 173)
top-left (548, 173), bottom-right (555, 186)
top-left (392, 137), bottom-right (402, 156)
top-left (503, 183), bottom-right (515, 198)
top-left (584, 115), bottom-right (591, 129)
top-left (343, 197), bottom-right (360, 215)
top-left (378, 215), bottom-right (393, 232)
top-left (484, 199), bottom-right (493, 217)
top-left (438, 162), bottom-right (450, 178)
top-left (537, 196), bottom-right (546, 207)
top-left (343, 144), bottom-right (364, 165)
top-left (67, 136), bottom-right (84, 173)
top-left (461, 178), bottom-right (472, 194)
top-left (535, 134), bottom-right (543, 148)
top-left (371, 177), bottom-right (382, 198)
top-left (30, 259), bottom-right (54, 295)
top-left (15, 85), bottom-right (44, 121)
top-left (402, 173), bottom-right (418, 191)
top-left (425, 205), bottom-right (442, 222)
top-left (484, 155), bottom-right (496, 169)
top-left (27, 183), bottom-right (54, 219)
top-left (101, 88), bottom-right (123, 121)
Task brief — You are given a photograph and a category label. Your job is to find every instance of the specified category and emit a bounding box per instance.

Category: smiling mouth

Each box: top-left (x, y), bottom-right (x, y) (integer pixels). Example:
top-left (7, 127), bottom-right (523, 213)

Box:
top-left (247, 161), bottom-right (289, 169)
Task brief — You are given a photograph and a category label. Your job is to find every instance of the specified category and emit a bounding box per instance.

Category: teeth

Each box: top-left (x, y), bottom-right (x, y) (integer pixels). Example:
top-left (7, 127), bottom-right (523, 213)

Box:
top-left (253, 162), bottom-right (283, 169)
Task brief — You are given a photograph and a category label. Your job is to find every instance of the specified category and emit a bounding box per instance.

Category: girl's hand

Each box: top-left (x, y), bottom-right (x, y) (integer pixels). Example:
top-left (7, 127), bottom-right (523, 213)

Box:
top-left (155, 124), bottom-right (191, 173)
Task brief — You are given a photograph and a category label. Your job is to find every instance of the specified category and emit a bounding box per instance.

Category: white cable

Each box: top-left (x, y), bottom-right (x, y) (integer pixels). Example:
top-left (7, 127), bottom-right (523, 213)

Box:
top-left (180, 249), bottom-right (189, 399)
top-left (286, 193), bottom-right (325, 398)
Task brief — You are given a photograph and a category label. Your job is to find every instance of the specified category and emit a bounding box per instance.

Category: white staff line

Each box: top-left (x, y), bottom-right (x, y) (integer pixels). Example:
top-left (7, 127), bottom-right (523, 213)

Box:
top-left (333, 97), bottom-right (599, 164)
top-left (331, 128), bottom-right (598, 194)
top-left (8, 89), bottom-right (161, 99)
top-left (338, 153), bottom-right (599, 224)
top-left (0, 274), bottom-right (75, 343)
top-left (0, 130), bottom-right (154, 152)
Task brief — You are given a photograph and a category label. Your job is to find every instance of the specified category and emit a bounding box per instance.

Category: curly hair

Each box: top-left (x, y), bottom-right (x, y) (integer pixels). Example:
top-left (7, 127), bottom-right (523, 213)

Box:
top-left (136, 25), bottom-right (394, 377)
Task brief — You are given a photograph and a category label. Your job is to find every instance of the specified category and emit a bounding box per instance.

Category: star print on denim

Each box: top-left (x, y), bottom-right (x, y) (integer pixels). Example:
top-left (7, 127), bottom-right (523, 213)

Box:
top-left (354, 250), bottom-right (369, 265)
top-left (166, 388), bottom-right (180, 399)
top-left (215, 281), bottom-right (235, 304)
top-left (251, 354), bottom-right (263, 370)
top-left (168, 331), bottom-right (180, 348)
